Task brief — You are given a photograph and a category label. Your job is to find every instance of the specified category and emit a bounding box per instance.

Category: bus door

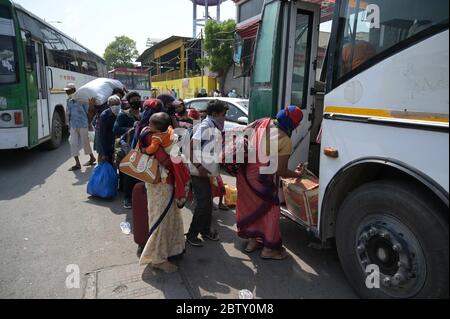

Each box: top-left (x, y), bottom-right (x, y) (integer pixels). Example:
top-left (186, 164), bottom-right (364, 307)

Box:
top-left (282, 1), bottom-right (320, 170)
top-left (249, 0), bottom-right (320, 170)
top-left (33, 40), bottom-right (50, 140)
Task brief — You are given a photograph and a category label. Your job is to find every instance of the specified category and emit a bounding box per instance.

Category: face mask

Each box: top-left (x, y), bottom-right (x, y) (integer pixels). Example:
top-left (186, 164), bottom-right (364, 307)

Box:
top-left (211, 116), bottom-right (225, 131)
top-left (111, 105), bottom-right (121, 116)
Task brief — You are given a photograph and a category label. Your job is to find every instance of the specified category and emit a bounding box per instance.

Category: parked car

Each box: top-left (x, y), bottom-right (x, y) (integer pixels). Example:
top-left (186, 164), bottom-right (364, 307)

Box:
top-left (184, 97), bottom-right (249, 131)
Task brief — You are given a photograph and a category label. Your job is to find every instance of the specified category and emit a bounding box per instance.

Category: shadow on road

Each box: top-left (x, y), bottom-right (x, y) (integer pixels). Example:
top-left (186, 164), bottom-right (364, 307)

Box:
top-left (85, 195), bottom-right (133, 224)
top-left (0, 141), bottom-right (72, 201)
top-left (174, 208), bottom-right (355, 299)
top-left (72, 166), bottom-right (95, 186)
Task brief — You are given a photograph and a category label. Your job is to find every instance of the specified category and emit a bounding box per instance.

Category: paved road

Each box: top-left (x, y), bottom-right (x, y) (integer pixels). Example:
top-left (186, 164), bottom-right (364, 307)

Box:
top-left (0, 140), bottom-right (356, 299)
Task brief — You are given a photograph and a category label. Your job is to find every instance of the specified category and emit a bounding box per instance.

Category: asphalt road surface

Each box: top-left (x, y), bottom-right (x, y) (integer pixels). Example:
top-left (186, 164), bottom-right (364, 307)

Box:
top-left (0, 140), bottom-right (356, 299)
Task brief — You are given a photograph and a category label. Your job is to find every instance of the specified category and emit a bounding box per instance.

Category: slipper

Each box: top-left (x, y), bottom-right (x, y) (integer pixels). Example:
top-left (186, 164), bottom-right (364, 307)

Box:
top-left (83, 161), bottom-right (97, 167)
top-left (261, 248), bottom-right (289, 261)
top-left (219, 204), bottom-right (231, 211)
top-left (69, 165), bottom-right (81, 171)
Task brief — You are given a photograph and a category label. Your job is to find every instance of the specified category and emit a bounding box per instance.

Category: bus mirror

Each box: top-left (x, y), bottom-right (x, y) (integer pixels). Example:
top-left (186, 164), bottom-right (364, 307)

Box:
top-left (26, 44), bottom-right (36, 66)
top-left (233, 33), bottom-right (243, 65)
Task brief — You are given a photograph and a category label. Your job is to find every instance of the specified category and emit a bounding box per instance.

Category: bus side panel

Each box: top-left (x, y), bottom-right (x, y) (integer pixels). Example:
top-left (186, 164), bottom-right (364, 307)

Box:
top-left (319, 30), bottom-right (450, 230)
top-left (46, 67), bottom-right (97, 125)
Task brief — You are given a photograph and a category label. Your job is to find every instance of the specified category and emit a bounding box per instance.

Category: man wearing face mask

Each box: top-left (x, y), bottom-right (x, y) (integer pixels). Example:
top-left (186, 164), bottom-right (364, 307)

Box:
top-left (98, 95), bottom-right (122, 163)
top-left (113, 91), bottom-right (142, 137)
top-left (113, 91), bottom-right (142, 209)
top-left (65, 83), bottom-right (97, 171)
top-left (186, 99), bottom-right (229, 247)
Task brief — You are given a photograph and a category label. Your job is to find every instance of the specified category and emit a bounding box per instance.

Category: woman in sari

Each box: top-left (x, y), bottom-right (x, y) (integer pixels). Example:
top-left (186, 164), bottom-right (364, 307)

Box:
top-left (137, 99), bottom-right (186, 273)
top-left (236, 106), bottom-right (305, 260)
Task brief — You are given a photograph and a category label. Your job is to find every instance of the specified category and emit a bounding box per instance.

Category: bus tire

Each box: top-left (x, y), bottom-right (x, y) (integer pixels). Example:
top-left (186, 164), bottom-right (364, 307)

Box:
top-left (336, 180), bottom-right (448, 299)
top-left (44, 111), bottom-right (63, 150)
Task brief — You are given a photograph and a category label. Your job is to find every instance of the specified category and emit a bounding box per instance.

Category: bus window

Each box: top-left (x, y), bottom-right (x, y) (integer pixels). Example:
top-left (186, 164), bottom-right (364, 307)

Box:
top-left (0, 35), bottom-right (17, 84)
top-left (0, 7), bottom-right (18, 84)
top-left (290, 10), bottom-right (314, 109)
top-left (253, 1), bottom-right (281, 85)
top-left (134, 74), bottom-right (150, 91)
top-left (335, 0), bottom-right (449, 84)
top-left (114, 73), bottom-right (133, 90)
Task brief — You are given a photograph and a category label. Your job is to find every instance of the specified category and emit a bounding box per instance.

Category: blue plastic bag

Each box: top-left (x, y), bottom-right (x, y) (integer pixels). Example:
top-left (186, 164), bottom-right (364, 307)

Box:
top-left (87, 162), bottom-right (118, 199)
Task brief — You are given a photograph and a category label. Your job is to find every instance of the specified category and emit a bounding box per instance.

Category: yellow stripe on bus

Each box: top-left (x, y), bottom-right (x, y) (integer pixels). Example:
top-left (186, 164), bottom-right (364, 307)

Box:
top-left (325, 106), bottom-right (449, 124)
top-left (50, 89), bottom-right (66, 93)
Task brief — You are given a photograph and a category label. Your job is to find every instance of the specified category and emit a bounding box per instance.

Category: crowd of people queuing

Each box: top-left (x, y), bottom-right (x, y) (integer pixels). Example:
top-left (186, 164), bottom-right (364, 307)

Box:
top-left (65, 83), bottom-right (305, 273)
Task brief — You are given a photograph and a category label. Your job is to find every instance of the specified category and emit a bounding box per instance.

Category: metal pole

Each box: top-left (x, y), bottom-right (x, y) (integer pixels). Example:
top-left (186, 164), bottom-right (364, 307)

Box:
top-left (217, 1), bottom-right (221, 21)
top-left (205, 0), bottom-right (209, 22)
top-left (201, 29), bottom-right (204, 89)
top-left (193, 2), bottom-right (197, 38)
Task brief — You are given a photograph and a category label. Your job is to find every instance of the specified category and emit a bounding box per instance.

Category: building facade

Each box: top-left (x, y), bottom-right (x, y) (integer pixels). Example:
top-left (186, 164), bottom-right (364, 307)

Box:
top-left (137, 36), bottom-right (218, 99)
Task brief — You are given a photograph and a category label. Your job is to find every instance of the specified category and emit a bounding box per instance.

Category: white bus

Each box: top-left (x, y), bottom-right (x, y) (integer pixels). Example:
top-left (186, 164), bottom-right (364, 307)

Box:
top-left (0, 0), bottom-right (107, 150)
top-left (247, 0), bottom-right (449, 298)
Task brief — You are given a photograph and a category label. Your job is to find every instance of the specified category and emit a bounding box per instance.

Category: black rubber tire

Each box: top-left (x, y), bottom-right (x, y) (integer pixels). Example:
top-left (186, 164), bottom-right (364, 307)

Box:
top-left (44, 111), bottom-right (63, 150)
top-left (336, 180), bottom-right (448, 299)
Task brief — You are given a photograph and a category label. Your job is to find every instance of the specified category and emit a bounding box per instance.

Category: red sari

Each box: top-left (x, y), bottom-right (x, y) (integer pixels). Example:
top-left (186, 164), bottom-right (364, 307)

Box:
top-left (235, 118), bottom-right (282, 249)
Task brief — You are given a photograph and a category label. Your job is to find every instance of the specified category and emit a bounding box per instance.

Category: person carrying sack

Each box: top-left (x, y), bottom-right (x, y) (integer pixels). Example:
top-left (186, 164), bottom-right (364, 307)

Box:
top-left (65, 83), bottom-right (96, 171)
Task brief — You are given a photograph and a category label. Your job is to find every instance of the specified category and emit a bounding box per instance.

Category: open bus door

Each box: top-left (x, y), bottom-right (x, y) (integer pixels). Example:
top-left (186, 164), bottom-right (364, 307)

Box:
top-left (33, 40), bottom-right (50, 141)
top-left (249, 0), bottom-right (320, 171)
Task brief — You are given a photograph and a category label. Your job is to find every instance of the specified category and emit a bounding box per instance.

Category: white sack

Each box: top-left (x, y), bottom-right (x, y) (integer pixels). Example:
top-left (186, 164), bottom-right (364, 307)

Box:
top-left (74, 78), bottom-right (124, 105)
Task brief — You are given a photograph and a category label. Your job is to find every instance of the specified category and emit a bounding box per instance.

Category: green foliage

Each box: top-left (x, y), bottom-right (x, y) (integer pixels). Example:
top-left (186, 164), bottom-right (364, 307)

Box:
top-left (103, 36), bottom-right (139, 69)
top-left (198, 19), bottom-right (236, 76)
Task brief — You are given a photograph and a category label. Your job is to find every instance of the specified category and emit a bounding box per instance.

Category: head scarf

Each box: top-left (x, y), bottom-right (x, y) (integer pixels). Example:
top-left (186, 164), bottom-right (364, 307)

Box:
top-left (274, 105), bottom-right (304, 137)
top-left (143, 98), bottom-right (163, 111)
top-left (141, 100), bottom-right (164, 127)
top-left (131, 99), bottom-right (164, 148)
top-left (157, 94), bottom-right (175, 108)
top-left (188, 108), bottom-right (201, 120)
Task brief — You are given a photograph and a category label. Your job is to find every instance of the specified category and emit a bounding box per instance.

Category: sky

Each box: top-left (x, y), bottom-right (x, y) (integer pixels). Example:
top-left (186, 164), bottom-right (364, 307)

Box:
top-left (13, 0), bottom-right (237, 58)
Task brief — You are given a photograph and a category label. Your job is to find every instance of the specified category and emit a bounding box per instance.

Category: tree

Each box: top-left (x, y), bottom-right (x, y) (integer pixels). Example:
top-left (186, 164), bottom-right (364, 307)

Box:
top-left (103, 36), bottom-right (139, 70)
top-left (198, 19), bottom-right (236, 94)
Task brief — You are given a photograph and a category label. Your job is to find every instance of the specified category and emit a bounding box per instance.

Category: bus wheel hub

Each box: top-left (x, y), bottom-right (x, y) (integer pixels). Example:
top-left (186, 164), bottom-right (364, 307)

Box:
top-left (357, 222), bottom-right (418, 289)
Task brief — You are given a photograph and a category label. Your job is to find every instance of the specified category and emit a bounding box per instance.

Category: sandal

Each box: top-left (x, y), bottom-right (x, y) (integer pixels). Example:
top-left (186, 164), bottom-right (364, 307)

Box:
top-left (69, 165), bottom-right (81, 171)
top-left (219, 203), bottom-right (231, 211)
top-left (83, 160), bottom-right (97, 167)
top-left (261, 248), bottom-right (289, 260)
top-left (201, 229), bottom-right (220, 242)
top-left (244, 240), bottom-right (264, 253)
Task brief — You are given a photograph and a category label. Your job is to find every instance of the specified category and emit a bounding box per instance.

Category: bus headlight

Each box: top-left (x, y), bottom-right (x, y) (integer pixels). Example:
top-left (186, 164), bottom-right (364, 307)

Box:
top-left (1, 113), bottom-right (12, 122)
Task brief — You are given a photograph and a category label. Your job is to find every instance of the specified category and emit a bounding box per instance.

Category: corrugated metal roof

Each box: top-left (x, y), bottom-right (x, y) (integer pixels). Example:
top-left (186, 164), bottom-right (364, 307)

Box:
top-left (136, 36), bottom-right (191, 63)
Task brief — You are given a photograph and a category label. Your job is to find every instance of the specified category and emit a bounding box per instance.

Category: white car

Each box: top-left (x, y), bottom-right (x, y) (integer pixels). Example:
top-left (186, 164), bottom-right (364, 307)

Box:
top-left (184, 97), bottom-right (249, 131)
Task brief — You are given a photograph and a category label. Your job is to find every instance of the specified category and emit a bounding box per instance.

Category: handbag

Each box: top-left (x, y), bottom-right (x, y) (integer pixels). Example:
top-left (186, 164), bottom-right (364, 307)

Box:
top-left (119, 144), bottom-right (161, 184)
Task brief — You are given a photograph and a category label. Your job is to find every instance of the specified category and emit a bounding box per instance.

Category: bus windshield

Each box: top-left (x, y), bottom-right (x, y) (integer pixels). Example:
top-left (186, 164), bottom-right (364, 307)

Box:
top-left (134, 74), bottom-right (150, 91)
top-left (335, 0), bottom-right (449, 81)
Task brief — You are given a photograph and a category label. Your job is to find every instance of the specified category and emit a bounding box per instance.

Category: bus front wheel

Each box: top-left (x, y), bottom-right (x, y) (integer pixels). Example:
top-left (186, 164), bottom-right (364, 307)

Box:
top-left (44, 111), bottom-right (63, 150)
top-left (336, 180), bottom-right (448, 299)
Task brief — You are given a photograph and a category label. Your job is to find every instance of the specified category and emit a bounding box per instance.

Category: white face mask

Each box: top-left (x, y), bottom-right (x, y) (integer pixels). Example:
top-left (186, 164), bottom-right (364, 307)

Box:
top-left (110, 105), bottom-right (121, 116)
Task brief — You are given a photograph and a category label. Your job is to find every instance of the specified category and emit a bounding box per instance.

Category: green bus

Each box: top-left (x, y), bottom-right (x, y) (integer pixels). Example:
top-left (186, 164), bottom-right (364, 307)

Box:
top-left (0, 0), bottom-right (107, 150)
